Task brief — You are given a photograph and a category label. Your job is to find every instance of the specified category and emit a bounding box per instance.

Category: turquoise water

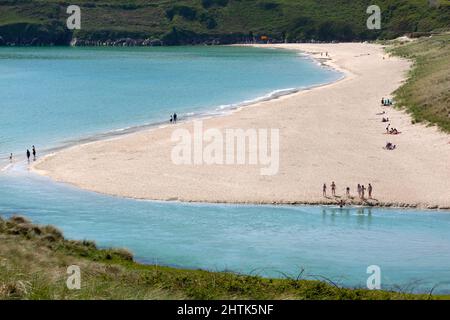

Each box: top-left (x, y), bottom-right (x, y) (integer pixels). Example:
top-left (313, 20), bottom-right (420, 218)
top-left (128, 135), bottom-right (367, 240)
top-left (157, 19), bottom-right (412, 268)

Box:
top-left (1, 167), bottom-right (450, 294)
top-left (1, 46), bottom-right (450, 294)
top-left (0, 46), bottom-right (340, 159)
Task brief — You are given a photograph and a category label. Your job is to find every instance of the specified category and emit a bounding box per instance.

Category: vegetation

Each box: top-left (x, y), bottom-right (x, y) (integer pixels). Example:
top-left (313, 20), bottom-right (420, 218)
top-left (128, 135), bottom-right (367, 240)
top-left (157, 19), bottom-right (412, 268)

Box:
top-left (0, 214), bottom-right (447, 300)
top-left (388, 33), bottom-right (450, 133)
top-left (0, 0), bottom-right (449, 45)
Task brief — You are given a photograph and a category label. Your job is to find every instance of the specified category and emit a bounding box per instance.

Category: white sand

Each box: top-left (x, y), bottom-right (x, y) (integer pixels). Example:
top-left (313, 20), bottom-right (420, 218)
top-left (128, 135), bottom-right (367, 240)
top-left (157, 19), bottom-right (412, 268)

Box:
top-left (33, 43), bottom-right (450, 209)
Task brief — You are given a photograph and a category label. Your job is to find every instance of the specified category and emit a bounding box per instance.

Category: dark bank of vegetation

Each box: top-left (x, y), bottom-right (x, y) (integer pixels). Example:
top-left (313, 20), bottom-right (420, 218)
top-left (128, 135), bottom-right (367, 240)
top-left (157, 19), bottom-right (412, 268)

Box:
top-left (388, 33), bottom-right (450, 133)
top-left (0, 0), bottom-right (449, 46)
top-left (1, 214), bottom-right (447, 300)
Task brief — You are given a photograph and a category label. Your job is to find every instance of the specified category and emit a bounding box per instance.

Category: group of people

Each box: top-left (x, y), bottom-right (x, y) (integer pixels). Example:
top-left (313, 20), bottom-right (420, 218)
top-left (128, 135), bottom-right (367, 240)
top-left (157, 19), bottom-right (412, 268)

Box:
top-left (357, 183), bottom-right (373, 199)
top-left (26, 145), bottom-right (37, 162)
top-left (381, 97), bottom-right (393, 106)
top-left (322, 182), bottom-right (373, 200)
top-left (385, 142), bottom-right (396, 150)
top-left (322, 181), bottom-right (338, 197)
top-left (8, 145), bottom-right (37, 163)
top-left (169, 113), bottom-right (178, 124)
top-left (380, 97), bottom-right (400, 151)
top-left (385, 124), bottom-right (400, 135)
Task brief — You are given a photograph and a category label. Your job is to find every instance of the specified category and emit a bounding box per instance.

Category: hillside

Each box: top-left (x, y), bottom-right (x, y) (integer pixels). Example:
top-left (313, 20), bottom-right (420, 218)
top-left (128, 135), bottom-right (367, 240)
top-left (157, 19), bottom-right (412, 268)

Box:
top-left (388, 33), bottom-right (450, 132)
top-left (0, 0), bottom-right (449, 45)
top-left (1, 215), bottom-right (444, 299)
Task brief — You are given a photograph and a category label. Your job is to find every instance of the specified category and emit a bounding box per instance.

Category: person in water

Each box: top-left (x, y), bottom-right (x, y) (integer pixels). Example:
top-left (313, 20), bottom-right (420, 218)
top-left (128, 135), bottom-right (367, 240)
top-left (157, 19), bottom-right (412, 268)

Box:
top-left (26, 149), bottom-right (31, 162)
top-left (32, 145), bottom-right (36, 160)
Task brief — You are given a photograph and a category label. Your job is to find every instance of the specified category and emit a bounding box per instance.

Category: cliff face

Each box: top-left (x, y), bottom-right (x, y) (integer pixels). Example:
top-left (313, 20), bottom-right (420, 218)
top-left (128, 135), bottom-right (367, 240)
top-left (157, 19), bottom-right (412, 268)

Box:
top-left (0, 0), bottom-right (449, 46)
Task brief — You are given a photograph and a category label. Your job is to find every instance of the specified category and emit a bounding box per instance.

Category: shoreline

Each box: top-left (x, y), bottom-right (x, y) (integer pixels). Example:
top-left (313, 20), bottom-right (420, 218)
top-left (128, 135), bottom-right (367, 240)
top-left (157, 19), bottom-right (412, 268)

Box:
top-left (27, 46), bottom-right (345, 169)
top-left (32, 43), bottom-right (450, 210)
top-left (0, 49), bottom-right (342, 169)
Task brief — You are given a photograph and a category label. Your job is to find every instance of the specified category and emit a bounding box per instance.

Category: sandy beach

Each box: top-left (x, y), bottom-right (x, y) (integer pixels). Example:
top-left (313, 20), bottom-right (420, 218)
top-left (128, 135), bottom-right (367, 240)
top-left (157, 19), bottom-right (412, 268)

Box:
top-left (32, 43), bottom-right (450, 209)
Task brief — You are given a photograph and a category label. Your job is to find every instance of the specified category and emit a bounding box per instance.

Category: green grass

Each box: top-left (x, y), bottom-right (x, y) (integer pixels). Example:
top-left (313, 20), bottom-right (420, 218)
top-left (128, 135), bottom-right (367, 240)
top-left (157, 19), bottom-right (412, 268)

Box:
top-left (0, 0), bottom-right (449, 44)
top-left (388, 33), bottom-right (450, 133)
top-left (0, 215), bottom-right (447, 300)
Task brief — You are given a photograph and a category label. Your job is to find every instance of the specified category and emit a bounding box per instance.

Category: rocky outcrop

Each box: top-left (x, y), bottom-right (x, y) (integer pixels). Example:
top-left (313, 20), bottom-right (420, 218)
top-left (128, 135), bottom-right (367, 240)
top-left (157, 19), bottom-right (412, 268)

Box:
top-left (71, 38), bottom-right (164, 47)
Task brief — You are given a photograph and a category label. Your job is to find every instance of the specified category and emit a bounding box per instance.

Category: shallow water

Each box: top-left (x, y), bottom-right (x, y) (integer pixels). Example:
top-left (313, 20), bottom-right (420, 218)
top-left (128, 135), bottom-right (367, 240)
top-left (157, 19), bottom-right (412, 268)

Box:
top-left (0, 46), bottom-right (340, 159)
top-left (1, 47), bottom-right (449, 294)
top-left (1, 167), bottom-right (450, 294)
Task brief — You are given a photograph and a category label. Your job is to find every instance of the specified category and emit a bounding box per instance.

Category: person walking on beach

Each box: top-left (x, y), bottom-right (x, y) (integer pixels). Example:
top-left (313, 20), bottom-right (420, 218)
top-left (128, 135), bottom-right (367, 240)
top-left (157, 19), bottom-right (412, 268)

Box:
top-left (323, 183), bottom-right (327, 197)
top-left (26, 149), bottom-right (31, 162)
top-left (331, 181), bottom-right (336, 197)
top-left (32, 145), bottom-right (36, 160)
top-left (368, 183), bottom-right (373, 199)
top-left (357, 184), bottom-right (361, 198)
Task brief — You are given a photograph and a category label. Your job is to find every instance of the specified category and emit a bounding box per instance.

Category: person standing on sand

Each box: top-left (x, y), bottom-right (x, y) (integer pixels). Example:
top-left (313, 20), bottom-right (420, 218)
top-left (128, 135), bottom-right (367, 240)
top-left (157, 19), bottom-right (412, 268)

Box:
top-left (331, 181), bottom-right (336, 197)
top-left (361, 185), bottom-right (366, 199)
top-left (26, 149), bottom-right (31, 162)
top-left (368, 184), bottom-right (373, 199)
top-left (357, 184), bottom-right (361, 198)
top-left (173, 113), bottom-right (177, 123)
top-left (32, 145), bottom-right (36, 160)
top-left (346, 187), bottom-right (350, 197)
top-left (9, 153), bottom-right (13, 163)
top-left (323, 183), bottom-right (327, 197)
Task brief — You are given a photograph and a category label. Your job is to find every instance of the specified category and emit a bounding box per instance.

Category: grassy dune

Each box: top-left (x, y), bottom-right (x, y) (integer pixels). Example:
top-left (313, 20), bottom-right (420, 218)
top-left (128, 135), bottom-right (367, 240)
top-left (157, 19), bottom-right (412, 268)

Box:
top-left (0, 215), bottom-right (446, 300)
top-left (388, 33), bottom-right (450, 132)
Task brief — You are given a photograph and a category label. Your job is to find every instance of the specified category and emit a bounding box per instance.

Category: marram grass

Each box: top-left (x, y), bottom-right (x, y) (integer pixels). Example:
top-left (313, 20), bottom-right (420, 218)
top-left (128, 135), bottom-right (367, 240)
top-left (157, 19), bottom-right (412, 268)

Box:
top-left (388, 33), bottom-right (450, 133)
top-left (1, 215), bottom-right (448, 300)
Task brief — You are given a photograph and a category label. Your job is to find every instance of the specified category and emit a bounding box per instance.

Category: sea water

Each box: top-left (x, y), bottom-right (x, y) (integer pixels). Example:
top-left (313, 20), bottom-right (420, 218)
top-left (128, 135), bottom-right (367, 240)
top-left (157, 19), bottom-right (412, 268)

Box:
top-left (0, 46), bottom-right (449, 294)
top-left (0, 46), bottom-right (340, 159)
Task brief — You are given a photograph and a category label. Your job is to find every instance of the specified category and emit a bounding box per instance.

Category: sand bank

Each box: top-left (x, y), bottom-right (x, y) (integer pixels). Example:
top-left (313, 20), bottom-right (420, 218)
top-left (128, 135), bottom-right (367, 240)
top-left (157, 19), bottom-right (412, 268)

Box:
top-left (33, 43), bottom-right (450, 209)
